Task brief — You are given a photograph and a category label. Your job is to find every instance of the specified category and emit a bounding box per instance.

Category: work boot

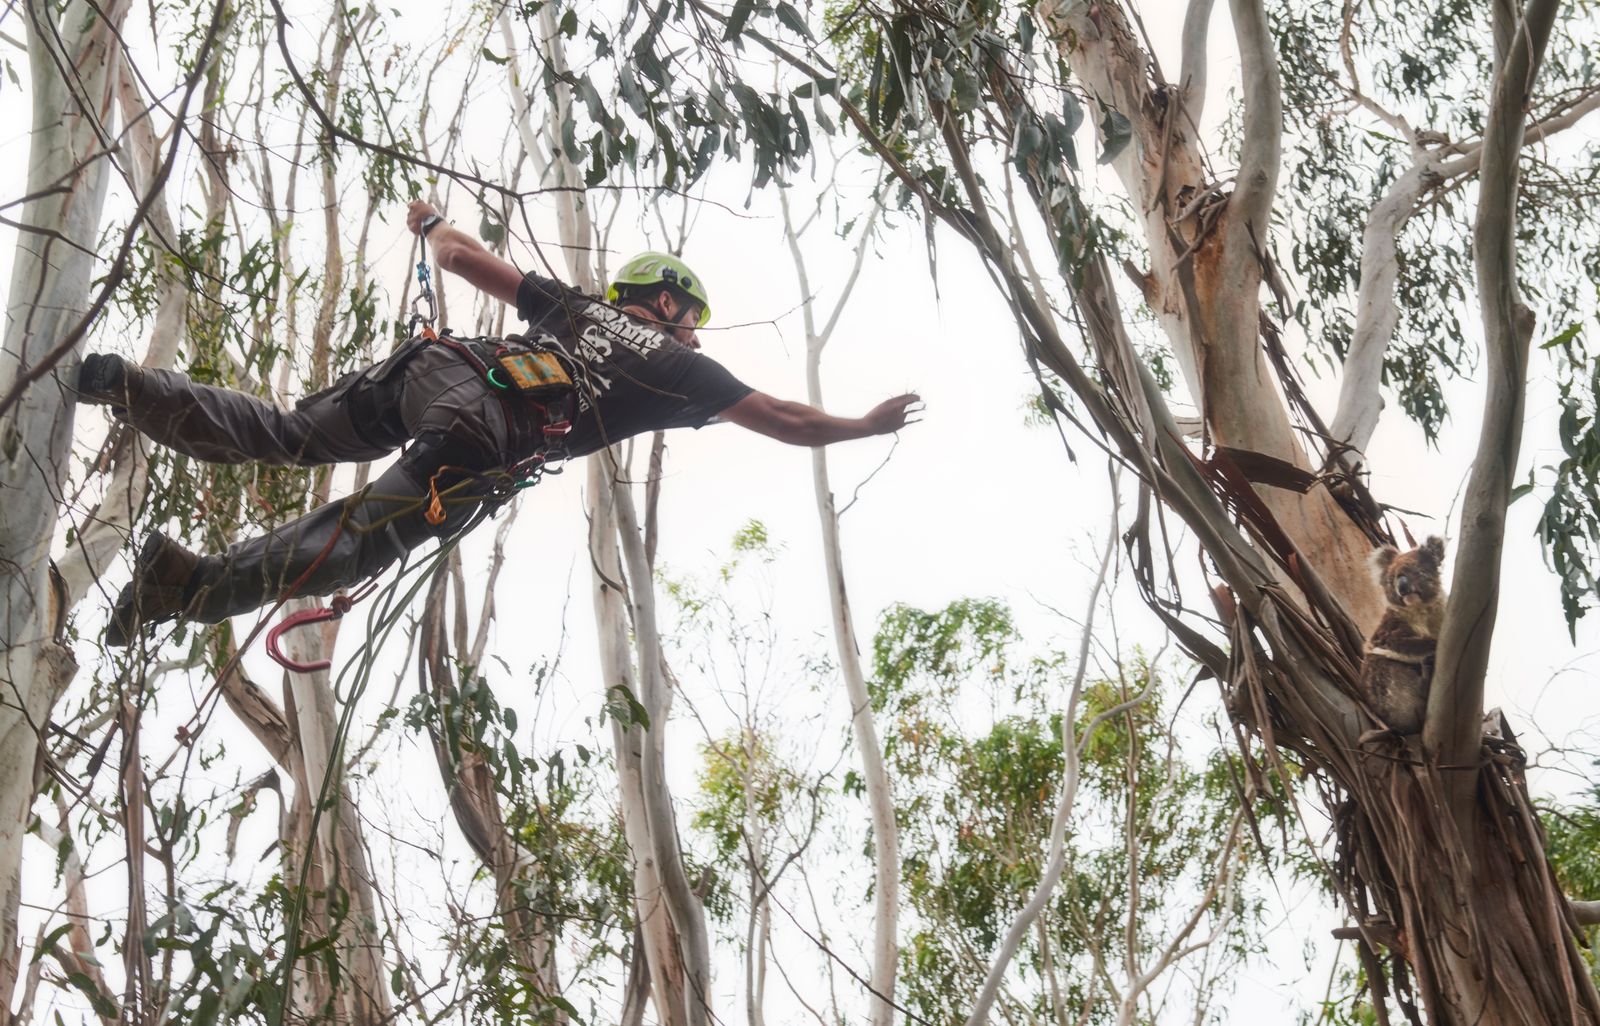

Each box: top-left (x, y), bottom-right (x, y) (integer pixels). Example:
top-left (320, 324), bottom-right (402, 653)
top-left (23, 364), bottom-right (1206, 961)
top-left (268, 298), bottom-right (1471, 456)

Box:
top-left (75, 353), bottom-right (140, 407)
top-left (106, 533), bottom-right (201, 647)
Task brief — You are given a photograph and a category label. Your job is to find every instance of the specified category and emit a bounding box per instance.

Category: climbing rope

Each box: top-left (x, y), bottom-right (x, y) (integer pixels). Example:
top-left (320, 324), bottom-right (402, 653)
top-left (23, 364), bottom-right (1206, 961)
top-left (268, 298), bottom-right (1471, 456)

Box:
top-left (263, 236), bottom-right (445, 672)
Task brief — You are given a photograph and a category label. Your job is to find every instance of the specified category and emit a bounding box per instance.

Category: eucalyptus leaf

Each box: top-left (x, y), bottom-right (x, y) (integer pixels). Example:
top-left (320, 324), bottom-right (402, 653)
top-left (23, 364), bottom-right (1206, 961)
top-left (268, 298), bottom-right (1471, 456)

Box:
top-left (1098, 106), bottom-right (1132, 165)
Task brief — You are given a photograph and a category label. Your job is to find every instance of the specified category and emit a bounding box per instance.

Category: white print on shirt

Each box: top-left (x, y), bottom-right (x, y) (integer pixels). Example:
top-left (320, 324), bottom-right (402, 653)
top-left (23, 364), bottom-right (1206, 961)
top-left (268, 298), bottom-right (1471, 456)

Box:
top-left (559, 299), bottom-right (674, 413)
top-left (580, 302), bottom-right (670, 372)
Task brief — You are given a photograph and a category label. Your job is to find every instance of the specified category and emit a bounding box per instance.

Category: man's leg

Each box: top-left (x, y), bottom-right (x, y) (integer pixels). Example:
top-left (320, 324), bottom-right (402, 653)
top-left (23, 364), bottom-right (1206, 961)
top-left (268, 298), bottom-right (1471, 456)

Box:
top-left (79, 354), bottom-right (395, 465)
top-left (105, 345), bottom-right (518, 641)
top-left (107, 449), bottom-right (497, 642)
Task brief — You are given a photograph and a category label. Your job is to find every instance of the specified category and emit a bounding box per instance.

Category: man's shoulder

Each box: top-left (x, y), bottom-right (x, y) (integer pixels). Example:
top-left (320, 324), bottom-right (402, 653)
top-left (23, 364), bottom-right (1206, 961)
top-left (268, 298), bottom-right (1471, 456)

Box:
top-left (516, 271), bottom-right (597, 325)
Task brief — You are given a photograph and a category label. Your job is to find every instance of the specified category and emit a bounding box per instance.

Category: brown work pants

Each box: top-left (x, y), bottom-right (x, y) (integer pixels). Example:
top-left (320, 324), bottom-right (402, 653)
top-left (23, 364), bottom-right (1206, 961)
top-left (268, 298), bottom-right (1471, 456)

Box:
top-left (119, 341), bottom-right (522, 623)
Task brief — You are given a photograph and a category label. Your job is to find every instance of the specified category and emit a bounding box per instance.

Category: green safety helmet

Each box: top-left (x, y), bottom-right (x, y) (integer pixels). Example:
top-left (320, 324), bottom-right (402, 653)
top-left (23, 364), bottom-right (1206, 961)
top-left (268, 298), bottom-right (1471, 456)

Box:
top-left (606, 251), bottom-right (711, 327)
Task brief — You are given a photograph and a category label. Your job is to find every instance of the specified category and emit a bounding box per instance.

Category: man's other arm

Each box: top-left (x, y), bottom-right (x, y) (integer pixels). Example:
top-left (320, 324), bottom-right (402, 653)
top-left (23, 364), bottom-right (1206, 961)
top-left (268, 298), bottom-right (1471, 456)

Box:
top-left (407, 201), bottom-right (523, 307)
top-left (721, 392), bottom-right (920, 447)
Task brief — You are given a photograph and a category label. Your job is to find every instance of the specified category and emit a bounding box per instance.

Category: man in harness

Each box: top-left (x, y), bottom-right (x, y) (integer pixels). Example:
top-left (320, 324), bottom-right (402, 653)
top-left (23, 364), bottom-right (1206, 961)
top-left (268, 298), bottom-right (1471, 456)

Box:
top-left (79, 200), bottom-right (920, 645)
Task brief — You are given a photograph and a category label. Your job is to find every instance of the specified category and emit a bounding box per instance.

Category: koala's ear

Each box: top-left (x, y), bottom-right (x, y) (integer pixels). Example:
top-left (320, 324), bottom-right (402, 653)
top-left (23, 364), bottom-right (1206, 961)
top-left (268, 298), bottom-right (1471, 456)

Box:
top-left (1369, 545), bottom-right (1399, 584)
top-left (1422, 536), bottom-right (1446, 563)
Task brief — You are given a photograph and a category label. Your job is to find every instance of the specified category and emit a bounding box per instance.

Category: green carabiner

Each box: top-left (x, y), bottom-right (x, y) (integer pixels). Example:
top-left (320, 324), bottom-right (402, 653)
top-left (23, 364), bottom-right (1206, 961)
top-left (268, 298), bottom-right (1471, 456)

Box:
top-left (486, 367), bottom-right (509, 390)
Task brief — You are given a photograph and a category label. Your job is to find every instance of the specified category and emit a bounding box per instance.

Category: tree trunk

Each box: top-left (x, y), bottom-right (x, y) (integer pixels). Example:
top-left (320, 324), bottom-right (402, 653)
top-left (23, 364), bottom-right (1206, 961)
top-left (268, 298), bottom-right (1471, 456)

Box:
top-left (1040, 0), bottom-right (1384, 631)
top-left (589, 459), bottom-right (696, 1026)
top-left (418, 556), bottom-right (564, 1009)
top-left (1020, 2), bottom-right (1600, 1020)
top-left (511, 7), bottom-right (716, 1020)
top-left (0, 1), bottom-right (128, 1013)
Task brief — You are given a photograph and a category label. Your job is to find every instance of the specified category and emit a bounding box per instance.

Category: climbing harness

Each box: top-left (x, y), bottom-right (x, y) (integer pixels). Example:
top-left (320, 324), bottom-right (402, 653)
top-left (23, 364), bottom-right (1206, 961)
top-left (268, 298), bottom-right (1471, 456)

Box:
top-left (263, 225), bottom-right (577, 670)
top-left (418, 332), bottom-right (578, 525)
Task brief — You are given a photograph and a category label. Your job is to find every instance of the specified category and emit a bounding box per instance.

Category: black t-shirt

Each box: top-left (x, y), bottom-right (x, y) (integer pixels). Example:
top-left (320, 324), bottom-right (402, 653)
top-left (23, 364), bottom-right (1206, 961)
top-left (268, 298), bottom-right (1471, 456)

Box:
top-left (514, 272), bottom-right (753, 457)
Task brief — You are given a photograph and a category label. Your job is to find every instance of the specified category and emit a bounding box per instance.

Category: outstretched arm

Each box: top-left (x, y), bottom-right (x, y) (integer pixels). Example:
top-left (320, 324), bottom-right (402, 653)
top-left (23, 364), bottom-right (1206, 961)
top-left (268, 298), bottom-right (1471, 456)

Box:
top-left (722, 392), bottom-right (921, 447)
top-left (406, 200), bottom-right (523, 308)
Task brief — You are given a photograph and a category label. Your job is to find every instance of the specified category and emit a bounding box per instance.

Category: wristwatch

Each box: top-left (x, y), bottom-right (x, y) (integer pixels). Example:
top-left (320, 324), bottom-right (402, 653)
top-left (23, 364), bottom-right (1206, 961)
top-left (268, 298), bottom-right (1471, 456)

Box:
top-left (419, 213), bottom-right (445, 237)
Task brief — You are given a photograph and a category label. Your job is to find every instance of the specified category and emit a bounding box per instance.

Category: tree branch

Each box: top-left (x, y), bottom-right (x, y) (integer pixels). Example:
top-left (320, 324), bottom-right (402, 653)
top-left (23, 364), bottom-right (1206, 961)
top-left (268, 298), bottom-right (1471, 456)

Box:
top-left (1224, 0), bottom-right (1282, 250)
top-left (1331, 85), bottom-right (1600, 465)
top-left (1179, 0), bottom-right (1217, 122)
top-left (1426, 0), bottom-right (1561, 770)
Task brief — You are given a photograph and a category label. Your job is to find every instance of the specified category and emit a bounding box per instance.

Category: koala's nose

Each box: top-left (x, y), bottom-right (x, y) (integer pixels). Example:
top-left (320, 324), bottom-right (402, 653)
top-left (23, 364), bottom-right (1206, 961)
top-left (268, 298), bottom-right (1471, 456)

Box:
top-left (1396, 574), bottom-right (1411, 595)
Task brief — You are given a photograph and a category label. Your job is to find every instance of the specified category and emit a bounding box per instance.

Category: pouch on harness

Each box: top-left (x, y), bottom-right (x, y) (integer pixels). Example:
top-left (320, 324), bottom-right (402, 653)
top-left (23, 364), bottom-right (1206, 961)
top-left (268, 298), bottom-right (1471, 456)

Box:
top-left (419, 332), bottom-right (580, 524)
top-left (430, 332), bottom-right (578, 441)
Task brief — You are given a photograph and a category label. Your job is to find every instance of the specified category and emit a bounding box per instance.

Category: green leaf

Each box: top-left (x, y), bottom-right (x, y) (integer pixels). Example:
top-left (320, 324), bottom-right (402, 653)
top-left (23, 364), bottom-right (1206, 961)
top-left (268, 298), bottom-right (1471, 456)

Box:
top-left (725, 0), bottom-right (756, 40)
top-left (479, 47), bottom-right (509, 66)
top-left (478, 213), bottom-right (505, 245)
top-left (32, 923), bottom-right (74, 962)
top-left (1098, 106), bottom-right (1132, 164)
top-left (1541, 322), bottom-right (1583, 350)
top-left (776, 1), bottom-right (812, 39)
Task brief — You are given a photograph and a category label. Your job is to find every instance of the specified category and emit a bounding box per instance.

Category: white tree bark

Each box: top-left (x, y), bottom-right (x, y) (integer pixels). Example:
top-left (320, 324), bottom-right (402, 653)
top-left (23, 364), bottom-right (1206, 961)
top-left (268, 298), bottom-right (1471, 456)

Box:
top-left (0, 1), bottom-right (128, 1012)
top-left (966, 521), bottom-right (1122, 1026)
top-left (610, 465), bottom-right (715, 1026)
top-left (1328, 88), bottom-right (1600, 469)
top-left (55, 62), bottom-right (191, 605)
top-left (1041, 0), bottom-right (1384, 630)
top-left (777, 190), bottom-right (901, 1026)
top-left (278, 629), bottom-right (393, 1025)
top-left (589, 459), bottom-right (697, 1025)
top-left (1325, 161), bottom-right (1439, 467)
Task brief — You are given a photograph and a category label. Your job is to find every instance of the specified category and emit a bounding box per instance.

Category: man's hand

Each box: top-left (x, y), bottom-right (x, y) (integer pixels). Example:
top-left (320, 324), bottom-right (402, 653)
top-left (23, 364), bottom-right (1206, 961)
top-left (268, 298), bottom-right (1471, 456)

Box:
top-left (864, 393), bottom-right (922, 436)
top-left (723, 391), bottom-right (924, 447)
top-left (406, 199), bottom-right (442, 236)
top-left (403, 200), bottom-right (524, 307)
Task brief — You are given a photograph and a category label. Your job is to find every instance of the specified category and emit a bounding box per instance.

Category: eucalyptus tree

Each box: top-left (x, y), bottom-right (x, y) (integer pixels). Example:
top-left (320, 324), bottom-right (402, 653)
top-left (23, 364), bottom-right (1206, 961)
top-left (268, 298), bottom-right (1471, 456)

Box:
top-left (764, 0), bottom-right (1590, 1021)
top-left (1, 0), bottom-right (194, 1011)
top-left (2, 0), bottom-right (441, 1018)
top-left (492, 0), bottom-right (1600, 1021)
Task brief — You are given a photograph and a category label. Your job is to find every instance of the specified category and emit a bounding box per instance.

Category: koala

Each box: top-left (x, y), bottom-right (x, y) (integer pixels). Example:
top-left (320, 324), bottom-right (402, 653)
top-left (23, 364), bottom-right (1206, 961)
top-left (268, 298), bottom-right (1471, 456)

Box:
top-left (1358, 537), bottom-right (1448, 735)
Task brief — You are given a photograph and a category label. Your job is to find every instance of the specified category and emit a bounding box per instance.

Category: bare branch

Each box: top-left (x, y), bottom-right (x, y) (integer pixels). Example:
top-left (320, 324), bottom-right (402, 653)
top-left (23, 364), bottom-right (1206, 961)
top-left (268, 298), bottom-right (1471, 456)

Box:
top-left (966, 511), bottom-right (1123, 1026)
top-left (1427, 0), bottom-right (1561, 772)
top-left (1224, 0), bottom-right (1282, 246)
top-left (1179, 0), bottom-right (1217, 121)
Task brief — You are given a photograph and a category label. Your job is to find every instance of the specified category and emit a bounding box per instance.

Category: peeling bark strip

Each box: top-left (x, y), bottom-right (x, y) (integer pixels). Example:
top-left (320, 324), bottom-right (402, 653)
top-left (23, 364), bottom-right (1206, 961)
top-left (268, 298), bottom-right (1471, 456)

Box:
top-left (419, 559), bottom-right (563, 1008)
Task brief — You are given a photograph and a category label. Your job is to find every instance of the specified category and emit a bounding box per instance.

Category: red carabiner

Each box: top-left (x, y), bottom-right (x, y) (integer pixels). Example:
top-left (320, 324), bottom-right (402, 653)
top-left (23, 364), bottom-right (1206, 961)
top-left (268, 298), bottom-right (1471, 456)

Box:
top-left (265, 596), bottom-right (353, 673)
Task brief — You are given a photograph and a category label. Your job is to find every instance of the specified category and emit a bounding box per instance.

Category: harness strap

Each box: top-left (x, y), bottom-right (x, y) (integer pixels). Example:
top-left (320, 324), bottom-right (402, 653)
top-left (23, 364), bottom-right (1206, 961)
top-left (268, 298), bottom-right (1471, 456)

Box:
top-left (430, 335), bottom-right (537, 454)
